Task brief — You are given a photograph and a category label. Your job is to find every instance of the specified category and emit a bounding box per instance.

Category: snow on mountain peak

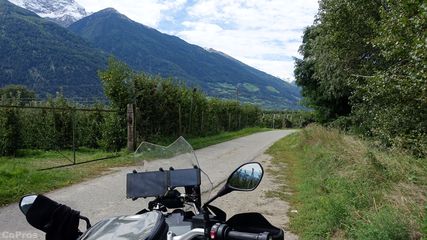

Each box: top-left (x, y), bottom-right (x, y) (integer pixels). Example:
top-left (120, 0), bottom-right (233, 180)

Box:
top-left (8, 0), bottom-right (87, 26)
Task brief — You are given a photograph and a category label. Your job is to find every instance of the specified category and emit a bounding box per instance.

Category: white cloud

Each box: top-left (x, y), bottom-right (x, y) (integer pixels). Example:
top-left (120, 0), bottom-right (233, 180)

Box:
top-left (179, 27), bottom-right (301, 58)
top-left (181, 21), bottom-right (223, 32)
top-left (240, 58), bottom-right (296, 80)
top-left (187, 0), bottom-right (318, 31)
top-left (179, 0), bottom-right (318, 80)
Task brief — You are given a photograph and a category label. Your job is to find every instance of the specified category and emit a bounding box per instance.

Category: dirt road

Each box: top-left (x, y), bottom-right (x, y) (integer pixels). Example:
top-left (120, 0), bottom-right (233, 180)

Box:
top-left (0, 130), bottom-right (296, 239)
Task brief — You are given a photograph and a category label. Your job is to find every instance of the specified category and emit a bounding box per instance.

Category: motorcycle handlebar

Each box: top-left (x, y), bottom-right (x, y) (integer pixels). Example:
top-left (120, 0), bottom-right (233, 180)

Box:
top-left (226, 230), bottom-right (270, 240)
top-left (212, 224), bottom-right (270, 240)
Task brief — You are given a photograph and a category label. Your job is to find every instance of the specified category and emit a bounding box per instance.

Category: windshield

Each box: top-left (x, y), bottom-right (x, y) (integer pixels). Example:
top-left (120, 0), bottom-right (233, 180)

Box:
top-left (133, 137), bottom-right (213, 204)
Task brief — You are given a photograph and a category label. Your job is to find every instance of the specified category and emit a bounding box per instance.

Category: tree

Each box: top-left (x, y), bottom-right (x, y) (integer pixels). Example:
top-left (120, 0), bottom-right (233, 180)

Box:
top-left (0, 85), bottom-right (36, 105)
top-left (352, 0), bottom-right (427, 155)
top-left (295, 0), bottom-right (426, 155)
top-left (98, 57), bottom-right (134, 112)
top-left (294, 0), bottom-right (382, 122)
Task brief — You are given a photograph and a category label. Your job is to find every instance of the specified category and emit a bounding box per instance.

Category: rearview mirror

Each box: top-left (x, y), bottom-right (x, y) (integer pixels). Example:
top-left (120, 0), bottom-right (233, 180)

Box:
top-left (19, 195), bottom-right (38, 215)
top-left (227, 163), bottom-right (263, 191)
top-left (203, 162), bottom-right (264, 207)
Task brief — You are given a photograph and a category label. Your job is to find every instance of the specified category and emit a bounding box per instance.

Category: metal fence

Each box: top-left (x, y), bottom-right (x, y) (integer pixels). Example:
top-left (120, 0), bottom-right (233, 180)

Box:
top-left (0, 104), bottom-right (120, 170)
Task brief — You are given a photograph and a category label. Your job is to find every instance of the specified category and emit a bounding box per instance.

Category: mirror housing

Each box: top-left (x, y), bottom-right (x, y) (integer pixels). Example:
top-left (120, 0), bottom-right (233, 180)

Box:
top-left (204, 162), bottom-right (264, 207)
top-left (227, 162), bottom-right (263, 191)
top-left (19, 195), bottom-right (38, 215)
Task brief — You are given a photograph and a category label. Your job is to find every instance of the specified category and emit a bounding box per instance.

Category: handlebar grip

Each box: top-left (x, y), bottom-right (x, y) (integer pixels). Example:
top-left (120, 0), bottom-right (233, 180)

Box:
top-left (226, 231), bottom-right (270, 240)
top-left (211, 223), bottom-right (270, 240)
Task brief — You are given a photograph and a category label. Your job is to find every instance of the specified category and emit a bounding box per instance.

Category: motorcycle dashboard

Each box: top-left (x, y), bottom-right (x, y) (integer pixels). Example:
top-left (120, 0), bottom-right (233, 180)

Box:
top-left (126, 168), bottom-right (201, 199)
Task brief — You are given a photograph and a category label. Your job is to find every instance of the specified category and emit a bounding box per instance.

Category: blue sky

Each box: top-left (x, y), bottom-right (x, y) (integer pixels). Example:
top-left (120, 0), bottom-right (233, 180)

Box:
top-left (76, 0), bottom-right (319, 81)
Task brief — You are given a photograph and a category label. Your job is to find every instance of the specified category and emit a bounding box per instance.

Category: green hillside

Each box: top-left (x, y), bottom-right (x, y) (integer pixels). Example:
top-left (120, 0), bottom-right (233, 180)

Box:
top-left (0, 0), bottom-right (107, 98)
top-left (68, 8), bottom-right (302, 109)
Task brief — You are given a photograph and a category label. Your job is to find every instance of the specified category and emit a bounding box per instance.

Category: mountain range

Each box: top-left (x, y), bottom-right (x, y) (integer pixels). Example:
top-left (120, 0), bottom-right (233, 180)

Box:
top-left (8, 0), bottom-right (87, 26)
top-left (0, 0), bottom-right (302, 109)
top-left (0, 0), bottom-right (106, 97)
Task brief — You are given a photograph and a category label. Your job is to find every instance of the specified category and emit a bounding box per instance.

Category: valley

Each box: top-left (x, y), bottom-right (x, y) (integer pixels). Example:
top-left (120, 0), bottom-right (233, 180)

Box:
top-left (0, 0), bottom-right (301, 110)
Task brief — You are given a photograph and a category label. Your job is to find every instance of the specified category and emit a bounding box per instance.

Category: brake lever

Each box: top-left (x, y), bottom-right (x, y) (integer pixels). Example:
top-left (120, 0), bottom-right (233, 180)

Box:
top-left (79, 216), bottom-right (91, 229)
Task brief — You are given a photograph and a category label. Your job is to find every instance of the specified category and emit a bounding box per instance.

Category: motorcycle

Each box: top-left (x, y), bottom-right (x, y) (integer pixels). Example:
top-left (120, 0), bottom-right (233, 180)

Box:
top-left (18, 137), bottom-right (284, 240)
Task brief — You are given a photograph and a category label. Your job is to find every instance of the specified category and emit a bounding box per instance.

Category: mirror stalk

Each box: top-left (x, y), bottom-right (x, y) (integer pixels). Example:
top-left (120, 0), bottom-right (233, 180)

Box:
top-left (204, 185), bottom-right (231, 207)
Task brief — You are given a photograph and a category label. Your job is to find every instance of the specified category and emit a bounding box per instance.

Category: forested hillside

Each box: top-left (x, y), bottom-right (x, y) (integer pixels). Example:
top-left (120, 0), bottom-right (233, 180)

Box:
top-left (295, 0), bottom-right (426, 156)
top-left (0, 0), bottom-right (107, 98)
top-left (68, 8), bottom-right (301, 110)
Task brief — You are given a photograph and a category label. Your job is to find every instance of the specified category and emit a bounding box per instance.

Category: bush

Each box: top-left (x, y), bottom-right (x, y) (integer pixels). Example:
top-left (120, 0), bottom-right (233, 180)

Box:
top-left (99, 112), bottom-right (126, 152)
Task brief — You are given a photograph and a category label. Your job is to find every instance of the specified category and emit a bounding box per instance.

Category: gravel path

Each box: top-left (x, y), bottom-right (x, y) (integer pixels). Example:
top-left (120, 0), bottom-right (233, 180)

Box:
top-left (0, 130), bottom-right (296, 239)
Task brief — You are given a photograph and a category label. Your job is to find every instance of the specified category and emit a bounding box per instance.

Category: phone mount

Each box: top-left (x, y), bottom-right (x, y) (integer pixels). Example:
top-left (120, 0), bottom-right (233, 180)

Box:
top-left (126, 167), bottom-right (201, 199)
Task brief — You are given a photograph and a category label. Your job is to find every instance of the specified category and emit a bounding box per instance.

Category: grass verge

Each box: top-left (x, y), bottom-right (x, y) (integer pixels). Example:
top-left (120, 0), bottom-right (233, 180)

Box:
top-left (266, 125), bottom-right (426, 239)
top-left (0, 149), bottom-right (133, 207)
top-left (0, 127), bottom-right (271, 206)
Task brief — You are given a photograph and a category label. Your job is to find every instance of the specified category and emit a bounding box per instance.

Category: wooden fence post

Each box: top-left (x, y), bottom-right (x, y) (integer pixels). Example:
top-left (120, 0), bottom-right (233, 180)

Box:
top-left (127, 104), bottom-right (136, 151)
top-left (228, 112), bottom-right (231, 131)
top-left (72, 108), bottom-right (76, 164)
top-left (282, 114), bottom-right (286, 129)
top-left (272, 114), bottom-right (276, 129)
top-left (201, 110), bottom-right (204, 133)
top-left (178, 104), bottom-right (182, 136)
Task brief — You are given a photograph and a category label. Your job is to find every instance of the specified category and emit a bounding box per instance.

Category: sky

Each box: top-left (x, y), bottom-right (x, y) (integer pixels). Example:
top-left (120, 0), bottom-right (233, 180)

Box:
top-left (75, 0), bottom-right (319, 82)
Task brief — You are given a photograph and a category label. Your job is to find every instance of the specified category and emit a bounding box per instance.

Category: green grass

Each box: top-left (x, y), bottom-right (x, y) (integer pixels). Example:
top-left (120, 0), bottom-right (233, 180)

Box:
top-left (216, 82), bottom-right (235, 90)
top-left (266, 125), bottom-right (427, 240)
top-left (0, 149), bottom-right (133, 206)
top-left (266, 86), bottom-right (280, 94)
top-left (243, 83), bottom-right (260, 92)
top-left (0, 127), bottom-right (270, 206)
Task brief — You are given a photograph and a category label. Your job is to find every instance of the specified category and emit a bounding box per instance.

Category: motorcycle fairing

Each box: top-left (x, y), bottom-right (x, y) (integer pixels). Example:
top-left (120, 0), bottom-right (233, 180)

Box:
top-left (78, 211), bottom-right (168, 240)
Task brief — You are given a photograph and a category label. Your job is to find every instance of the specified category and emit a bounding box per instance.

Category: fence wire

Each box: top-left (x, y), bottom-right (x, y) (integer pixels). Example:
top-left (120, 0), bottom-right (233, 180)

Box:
top-left (0, 104), bottom-right (120, 170)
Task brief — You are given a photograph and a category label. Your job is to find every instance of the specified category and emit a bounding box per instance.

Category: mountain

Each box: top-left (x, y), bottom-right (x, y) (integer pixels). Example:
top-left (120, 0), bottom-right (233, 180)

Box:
top-left (7, 0), bottom-right (87, 26)
top-left (69, 8), bottom-right (301, 109)
top-left (0, 0), bottom-right (107, 97)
